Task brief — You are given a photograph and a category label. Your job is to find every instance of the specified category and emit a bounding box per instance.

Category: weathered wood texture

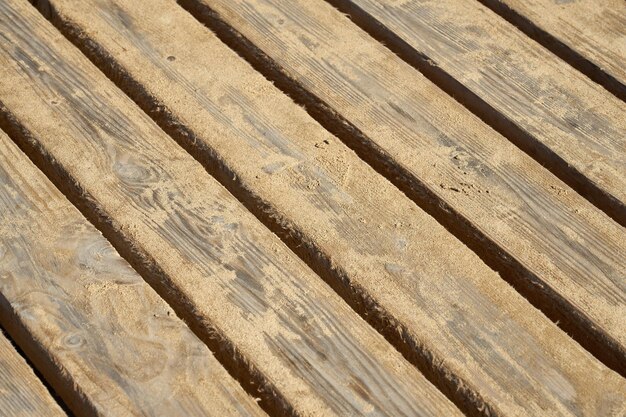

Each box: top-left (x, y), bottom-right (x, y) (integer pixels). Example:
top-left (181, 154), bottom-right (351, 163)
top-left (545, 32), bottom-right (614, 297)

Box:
top-left (182, 0), bottom-right (626, 374)
top-left (0, 131), bottom-right (265, 417)
top-left (479, 0), bottom-right (626, 101)
top-left (0, 2), bottom-right (461, 416)
top-left (327, 0), bottom-right (626, 223)
top-left (29, 0), bottom-right (626, 416)
top-left (0, 329), bottom-right (66, 417)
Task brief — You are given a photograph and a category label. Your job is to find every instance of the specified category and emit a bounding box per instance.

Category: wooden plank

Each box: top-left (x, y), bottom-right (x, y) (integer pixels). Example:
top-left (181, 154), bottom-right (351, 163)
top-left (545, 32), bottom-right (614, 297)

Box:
top-left (181, 0), bottom-right (626, 374)
top-left (326, 0), bottom-right (626, 222)
top-left (0, 2), bottom-right (462, 416)
top-left (0, 131), bottom-right (265, 417)
top-left (480, 0), bottom-right (626, 101)
top-left (0, 329), bottom-right (66, 417)
top-left (29, 0), bottom-right (626, 416)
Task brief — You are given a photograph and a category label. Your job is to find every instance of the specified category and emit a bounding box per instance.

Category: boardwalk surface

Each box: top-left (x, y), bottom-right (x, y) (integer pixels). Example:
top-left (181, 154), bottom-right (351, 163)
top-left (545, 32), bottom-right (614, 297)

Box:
top-left (1, 0), bottom-right (625, 416)
top-left (182, 0), bottom-right (626, 372)
top-left (0, 1), bottom-right (460, 416)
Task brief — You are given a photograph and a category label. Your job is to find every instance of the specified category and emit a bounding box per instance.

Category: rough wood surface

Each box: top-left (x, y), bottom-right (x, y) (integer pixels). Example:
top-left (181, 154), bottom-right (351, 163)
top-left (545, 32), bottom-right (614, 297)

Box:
top-left (0, 329), bottom-right (66, 417)
top-left (327, 0), bottom-right (626, 223)
top-left (0, 2), bottom-right (462, 416)
top-left (480, 0), bottom-right (626, 101)
top-left (29, 0), bottom-right (626, 416)
top-left (183, 0), bottom-right (626, 374)
top-left (0, 130), bottom-right (265, 417)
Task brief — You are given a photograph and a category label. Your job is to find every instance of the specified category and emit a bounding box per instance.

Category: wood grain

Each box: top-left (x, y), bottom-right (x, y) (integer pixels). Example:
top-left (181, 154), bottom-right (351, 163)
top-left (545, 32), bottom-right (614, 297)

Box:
top-left (28, 0), bottom-right (626, 416)
top-left (181, 0), bottom-right (626, 374)
top-left (480, 0), bottom-right (626, 101)
top-left (0, 130), bottom-right (265, 417)
top-left (0, 1), bottom-right (462, 416)
top-left (326, 0), bottom-right (626, 223)
top-left (0, 329), bottom-right (66, 417)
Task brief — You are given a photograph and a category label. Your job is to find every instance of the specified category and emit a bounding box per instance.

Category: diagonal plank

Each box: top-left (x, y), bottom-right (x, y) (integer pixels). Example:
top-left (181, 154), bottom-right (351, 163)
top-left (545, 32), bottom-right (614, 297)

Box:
top-left (480, 0), bottom-right (626, 101)
top-left (326, 0), bottom-right (626, 223)
top-left (29, 0), bottom-right (626, 416)
top-left (181, 0), bottom-right (626, 374)
top-left (0, 131), bottom-right (265, 417)
top-left (0, 329), bottom-right (66, 417)
top-left (0, 1), bottom-right (463, 416)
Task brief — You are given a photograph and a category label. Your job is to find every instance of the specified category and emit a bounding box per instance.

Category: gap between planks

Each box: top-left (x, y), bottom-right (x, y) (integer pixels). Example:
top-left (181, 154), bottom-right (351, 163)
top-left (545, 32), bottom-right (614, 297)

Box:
top-left (325, 0), bottom-right (625, 226)
top-left (174, 0), bottom-right (626, 376)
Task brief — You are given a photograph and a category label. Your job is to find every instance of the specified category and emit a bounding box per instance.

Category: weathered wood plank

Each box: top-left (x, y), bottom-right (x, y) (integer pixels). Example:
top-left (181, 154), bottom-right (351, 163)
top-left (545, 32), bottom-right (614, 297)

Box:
top-left (29, 0), bottom-right (626, 416)
top-left (0, 2), bottom-right (462, 416)
top-left (181, 0), bottom-right (626, 373)
top-left (480, 0), bottom-right (626, 101)
top-left (327, 0), bottom-right (626, 222)
top-left (0, 130), bottom-right (265, 417)
top-left (0, 329), bottom-right (66, 417)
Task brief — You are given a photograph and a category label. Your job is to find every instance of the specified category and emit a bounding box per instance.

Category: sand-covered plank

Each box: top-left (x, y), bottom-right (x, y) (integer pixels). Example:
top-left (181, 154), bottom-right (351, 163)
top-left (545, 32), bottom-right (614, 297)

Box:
top-left (0, 2), bottom-right (461, 416)
top-left (181, 0), bottom-right (626, 374)
top-left (480, 0), bottom-right (626, 101)
top-left (0, 130), bottom-right (265, 417)
top-left (0, 329), bottom-right (66, 417)
top-left (27, 0), bottom-right (626, 416)
top-left (327, 0), bottom-right (626, 221)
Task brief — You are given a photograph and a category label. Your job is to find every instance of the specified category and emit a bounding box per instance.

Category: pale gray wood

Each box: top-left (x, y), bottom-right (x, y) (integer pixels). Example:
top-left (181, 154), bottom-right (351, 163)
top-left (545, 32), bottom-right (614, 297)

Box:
top-left (0, 1), bottom-right (461, 416)
top-left (480, 0), bottom-right (626, 101)
top-left (0, 330), bottom-right (66, 417)
top-left (0, 130), bottom-right (265, 417)
top-left (182, 0), bottom-right (626, 374)
top-left (327, 0), bottom-right (626, 220)
top-left (28, 0), bottom-right (626, 416)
